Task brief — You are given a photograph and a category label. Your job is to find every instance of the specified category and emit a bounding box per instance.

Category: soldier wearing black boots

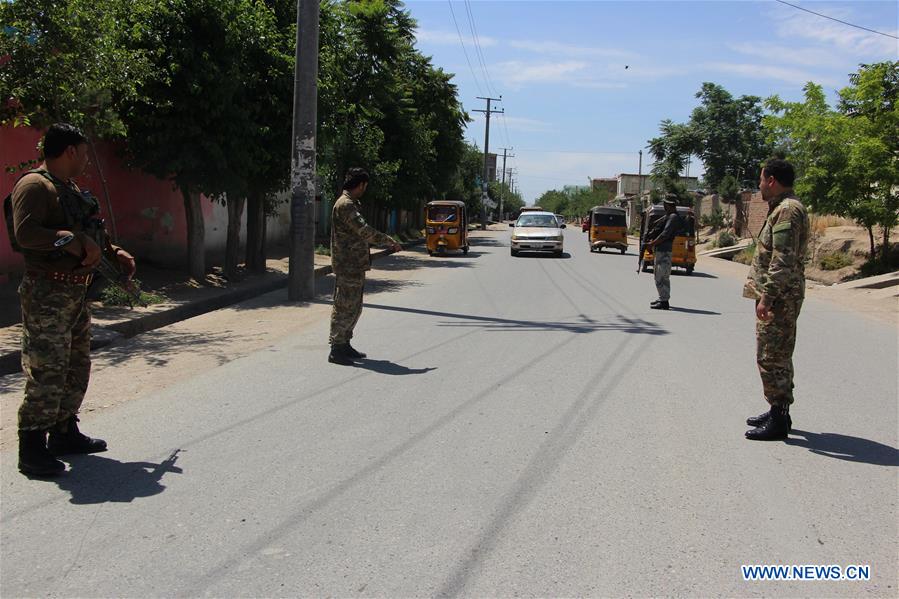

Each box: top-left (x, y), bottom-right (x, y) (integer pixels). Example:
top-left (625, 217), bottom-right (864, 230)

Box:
top-left (742, 159), bottom-right (809, 441)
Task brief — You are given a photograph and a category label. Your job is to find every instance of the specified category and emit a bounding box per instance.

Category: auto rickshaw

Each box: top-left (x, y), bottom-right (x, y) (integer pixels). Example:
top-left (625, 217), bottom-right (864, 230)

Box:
top-left (588, 206), bottom-right (628, 254)
top-left (425, 200), bottom-right (469, 255)
top-left (638, 204), bottom-right (697, 274)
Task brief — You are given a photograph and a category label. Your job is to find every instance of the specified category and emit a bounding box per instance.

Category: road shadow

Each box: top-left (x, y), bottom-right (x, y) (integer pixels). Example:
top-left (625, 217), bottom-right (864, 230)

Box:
top-left (470, 237), bottom-right (506, 247)
top-left (49, 449), bottom-right (183, 504)
top-left (350, 359), bottom-right (437, 376)
top-left (642, 267), bottom-right (718, 279)
top-left (668, 306), bottom-right (721, 316)
top-left (364, 303), bottom-right (668, 336)
top-left (98, 328), bottom-right (254, 369)
top-left (512, 252), bottom-right (573, 260)
top-left (786, 429), bottom-right (899, 466)
top-left (373, 253), bottom-right (476, 271)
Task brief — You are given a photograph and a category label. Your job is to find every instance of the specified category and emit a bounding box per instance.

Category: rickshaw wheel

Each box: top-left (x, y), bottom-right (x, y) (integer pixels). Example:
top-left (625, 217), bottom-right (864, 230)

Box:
top-left (427, 249), bottom-right (433, 256)
top-left (642, 263), bottom-right (651, 272)
top-left (620, 248), bottom-right (626, 255)
top-left (686, 265), bottom-right (694, 275)
top-left (463, 245), bottom-right (469, 255)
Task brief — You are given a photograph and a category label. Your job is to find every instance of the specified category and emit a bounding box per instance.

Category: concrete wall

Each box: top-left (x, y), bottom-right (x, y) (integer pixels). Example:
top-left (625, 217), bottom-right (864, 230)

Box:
top-left (1, 125), bottom-right (291, 280)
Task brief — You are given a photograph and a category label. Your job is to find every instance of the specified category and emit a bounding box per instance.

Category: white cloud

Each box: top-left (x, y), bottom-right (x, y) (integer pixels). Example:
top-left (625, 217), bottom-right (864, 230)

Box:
top-left (414, 28), bottom-right (497, 48)
top-left (493, 60), bottom-right (591, 86)
top-left (728, 42), bottom-right (841, 68)
top-left (772, 4), bottom-right (898, 58)
top-left (703, 61), bottom-right (841, 87)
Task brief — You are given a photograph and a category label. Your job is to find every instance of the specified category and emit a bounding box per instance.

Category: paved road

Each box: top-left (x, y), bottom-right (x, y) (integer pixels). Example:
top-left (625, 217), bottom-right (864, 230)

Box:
top-left (2, 227), bottom-right (896, 597)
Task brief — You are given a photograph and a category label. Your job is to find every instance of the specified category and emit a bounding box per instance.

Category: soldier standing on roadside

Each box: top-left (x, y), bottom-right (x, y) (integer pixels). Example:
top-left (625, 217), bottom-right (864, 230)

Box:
top-left (10, 123), bottom-right (136, 476)
top-left (328, 168), bottom-right (402, 365)
top-left (743, 158), bottom-right (809, 441)
top-left (644, 195), bottom-right (684, 310)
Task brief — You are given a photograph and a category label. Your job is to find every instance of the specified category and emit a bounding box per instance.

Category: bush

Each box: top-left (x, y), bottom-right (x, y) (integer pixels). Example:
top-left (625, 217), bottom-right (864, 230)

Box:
top-left (700, 209), bottom-right (726, 228)
top-left (819, 251), bottom-right (853, 271)
top-left (314, 245), bottom-right (331, 256)
top-left (99, 279), bottom-right (167, 307)
top-left (716, 230), bottom-right (737, 248)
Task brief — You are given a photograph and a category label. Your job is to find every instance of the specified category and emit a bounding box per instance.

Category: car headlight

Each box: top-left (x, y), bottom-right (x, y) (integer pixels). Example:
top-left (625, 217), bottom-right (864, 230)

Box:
top-left (551, 235), bottom-right (563, 241)
top-left (511, 235), bottom-right (519, 241)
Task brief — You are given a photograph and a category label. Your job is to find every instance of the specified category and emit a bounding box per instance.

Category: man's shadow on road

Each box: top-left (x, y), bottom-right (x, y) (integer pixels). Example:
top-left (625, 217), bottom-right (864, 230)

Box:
top-left (51, 450), bottom-right (183, 504)
top-left (352, 359), bottom-right (436, 376)
top-left (786, 429), bottom-right (899, 467)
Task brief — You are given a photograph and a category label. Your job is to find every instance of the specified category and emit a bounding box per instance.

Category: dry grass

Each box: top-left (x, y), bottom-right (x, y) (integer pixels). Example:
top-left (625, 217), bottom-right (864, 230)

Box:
top-left (810, 214), bottom-right (855, 235)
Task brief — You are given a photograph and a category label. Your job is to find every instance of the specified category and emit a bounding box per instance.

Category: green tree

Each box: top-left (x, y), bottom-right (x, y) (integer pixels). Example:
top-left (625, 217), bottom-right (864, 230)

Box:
top-left (119, 0), bottom-right (267, 280)
top-left (765, 62), bottom-right (899, 262)
top-left (689, 83), bottom-right (770, 189)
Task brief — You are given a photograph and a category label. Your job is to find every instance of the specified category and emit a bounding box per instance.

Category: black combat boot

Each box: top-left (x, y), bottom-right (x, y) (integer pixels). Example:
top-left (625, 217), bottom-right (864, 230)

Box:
top-left (344, 342), bottom-right (366, 359)
top-left (328, 344), bottom-right (355, 366)
top-left (48, 416), bottom-right (107, 455)
top-left (746, 407), bottom-right (793, 430)
top-left (745, 405), bottom-right (791, 441)
top-left (18, 429), bottom-right (66, 476)
top-left (650, 300), bottom-right (669, 310)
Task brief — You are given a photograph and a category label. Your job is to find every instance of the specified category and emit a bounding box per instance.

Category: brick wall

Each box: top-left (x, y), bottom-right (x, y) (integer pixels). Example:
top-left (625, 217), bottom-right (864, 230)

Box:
top-left (745, 191), bottom-right (768, 238)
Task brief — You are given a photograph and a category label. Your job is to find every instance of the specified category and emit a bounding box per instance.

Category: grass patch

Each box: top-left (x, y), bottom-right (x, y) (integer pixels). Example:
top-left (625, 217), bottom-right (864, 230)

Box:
top-left (100, 279), bottom-right (167, 307)
top-left (733, 242), bottom-right (756, 265)
top-left (819, 251), bottom-right (853, 271)
top-left (810, 214), bottom-right (855, 235)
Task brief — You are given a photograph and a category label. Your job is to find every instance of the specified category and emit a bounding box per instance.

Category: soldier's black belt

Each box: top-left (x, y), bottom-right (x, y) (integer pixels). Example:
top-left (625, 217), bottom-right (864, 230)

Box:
top-left (27, 270), bottom-right (94, 286)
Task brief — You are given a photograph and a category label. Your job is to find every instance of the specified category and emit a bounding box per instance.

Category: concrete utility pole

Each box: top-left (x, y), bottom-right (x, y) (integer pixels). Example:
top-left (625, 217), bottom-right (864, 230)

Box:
top-left (473, 96), bottom-right (503, 230)
top-left (499, 147), bottom-right (513, 222)
top-left (288, 0), bottom-right (320, 301)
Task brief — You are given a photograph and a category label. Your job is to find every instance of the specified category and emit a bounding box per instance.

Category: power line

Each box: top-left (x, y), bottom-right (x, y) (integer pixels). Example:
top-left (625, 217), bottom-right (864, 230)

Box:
top-left (775, 0), bottom-right (898, 40)
top-left (447, 0), bottom-right (484, 95)
top-left (463, 0), bottom-right (501, 97)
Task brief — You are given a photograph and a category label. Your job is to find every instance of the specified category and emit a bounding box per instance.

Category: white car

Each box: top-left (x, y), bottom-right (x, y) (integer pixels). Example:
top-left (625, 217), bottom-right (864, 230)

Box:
top-left (509, 211), bottom-right (566, 257)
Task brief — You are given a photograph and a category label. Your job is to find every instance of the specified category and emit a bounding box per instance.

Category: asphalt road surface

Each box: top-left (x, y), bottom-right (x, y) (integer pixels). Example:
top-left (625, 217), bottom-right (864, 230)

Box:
top-left (2, 227), bottom-right (896, 597)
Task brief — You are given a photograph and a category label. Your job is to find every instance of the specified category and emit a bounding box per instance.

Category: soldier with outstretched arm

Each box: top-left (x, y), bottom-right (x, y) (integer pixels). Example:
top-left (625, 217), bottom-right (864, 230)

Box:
top-left (742, 158), bottom-right (809, 441)
top-left (328, 168), bottom-right (402, 365)
top-left (9, 123), bottom-right (136, 476)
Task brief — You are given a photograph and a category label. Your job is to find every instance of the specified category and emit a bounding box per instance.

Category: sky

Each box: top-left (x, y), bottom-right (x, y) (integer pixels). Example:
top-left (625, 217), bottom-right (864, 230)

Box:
top-left (406, 0), bottom-right (898, 203)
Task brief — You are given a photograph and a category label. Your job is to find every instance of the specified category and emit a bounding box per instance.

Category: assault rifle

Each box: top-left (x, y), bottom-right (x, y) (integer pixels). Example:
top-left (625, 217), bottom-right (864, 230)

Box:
top-left (75, 191), bottom-right (147, 308)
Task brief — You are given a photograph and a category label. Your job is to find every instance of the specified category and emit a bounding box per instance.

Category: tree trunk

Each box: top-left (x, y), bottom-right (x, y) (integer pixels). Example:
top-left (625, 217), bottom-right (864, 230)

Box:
top-left (180, 186), bottom-right (206, 281)
top-left (245, 192), bottom-right (266, 274)
top-left (224, 195), bottom-right (246, 280)
top-left (882, 226), bottom-right (892, 265)
top-left (867, 225), bottom-right (876, 262)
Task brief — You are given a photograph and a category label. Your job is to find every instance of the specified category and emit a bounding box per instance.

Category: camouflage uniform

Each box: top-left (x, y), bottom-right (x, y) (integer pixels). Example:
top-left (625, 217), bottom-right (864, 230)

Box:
top-left (743, 192), bottom-right (809, 407)
top-left (653, 250), bottom-right (673, 302)
top-left (11, 170), bottom-right (98, 431)
top-left (329, 191), bottom-right (396, 345)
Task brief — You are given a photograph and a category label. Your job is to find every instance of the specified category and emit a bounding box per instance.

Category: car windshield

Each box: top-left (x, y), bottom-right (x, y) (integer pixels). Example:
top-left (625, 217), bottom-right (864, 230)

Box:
top-left (516, 215), bottom-right (558, 228)
top-left (427, 205), bottom-right (457, 222)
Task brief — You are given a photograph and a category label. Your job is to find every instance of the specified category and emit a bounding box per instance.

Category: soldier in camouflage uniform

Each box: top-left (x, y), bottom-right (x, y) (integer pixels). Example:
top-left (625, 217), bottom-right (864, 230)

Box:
top-left (328, 168), bottom-right (402, 365)
top-left (742, 158), bottom-right (809, 441)
top-left (10, 124), bottom-right (136, 475)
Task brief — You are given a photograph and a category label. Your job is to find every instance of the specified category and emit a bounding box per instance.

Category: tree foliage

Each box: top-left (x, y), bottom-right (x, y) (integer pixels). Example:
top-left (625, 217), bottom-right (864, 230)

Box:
top-left (647, 82), bottom-right (771, 191)
top-left (764, 62), bottom-right (899, 262)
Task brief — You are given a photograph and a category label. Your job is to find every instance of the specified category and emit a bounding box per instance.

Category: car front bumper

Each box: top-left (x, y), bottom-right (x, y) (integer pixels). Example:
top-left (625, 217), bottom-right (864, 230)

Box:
top-left (511, 239), bottom-right (564, 252)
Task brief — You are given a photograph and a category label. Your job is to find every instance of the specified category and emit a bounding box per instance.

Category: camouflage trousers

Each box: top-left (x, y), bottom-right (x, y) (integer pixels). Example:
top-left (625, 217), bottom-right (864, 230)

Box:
top-left (18, 274), bottom-right (92, 431)
top-left (653, 250), bottom-right (672, 301)
top-left (756, 296), bottom-right (803, 407)
top-left (329, 274), bottom-right (364, 346)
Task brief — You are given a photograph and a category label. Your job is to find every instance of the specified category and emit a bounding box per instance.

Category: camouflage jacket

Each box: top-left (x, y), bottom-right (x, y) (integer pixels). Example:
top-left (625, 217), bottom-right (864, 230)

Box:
top-left (744, 192), bottom-right (809, 302)
top-left (330, 191), bottom-right (395, 276)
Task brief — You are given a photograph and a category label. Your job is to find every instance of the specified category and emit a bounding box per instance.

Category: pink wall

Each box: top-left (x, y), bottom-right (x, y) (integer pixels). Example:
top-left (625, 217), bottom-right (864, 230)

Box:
top-left (1, 125), bottom-right (221, 280)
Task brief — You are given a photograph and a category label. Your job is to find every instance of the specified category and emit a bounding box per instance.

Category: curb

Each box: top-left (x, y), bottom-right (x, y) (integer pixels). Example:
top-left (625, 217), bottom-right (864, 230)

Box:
top-left (0, 240), bottom-right (422, 376)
